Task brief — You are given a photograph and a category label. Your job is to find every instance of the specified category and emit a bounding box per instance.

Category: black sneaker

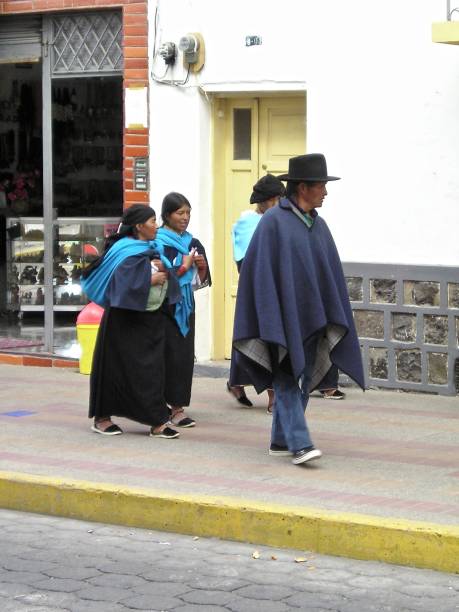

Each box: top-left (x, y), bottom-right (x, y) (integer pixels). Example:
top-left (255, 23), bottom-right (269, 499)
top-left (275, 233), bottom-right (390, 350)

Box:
top-left (269, 443), bottom-right (291, 456)
top-left (292, 446), bottom-right (322, 465)
top-left (150, 426), bottom-right (180, 439)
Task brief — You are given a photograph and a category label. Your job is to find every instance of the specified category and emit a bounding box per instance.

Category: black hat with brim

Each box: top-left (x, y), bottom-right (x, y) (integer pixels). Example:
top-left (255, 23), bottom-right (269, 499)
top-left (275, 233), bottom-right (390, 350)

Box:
top-left (278, 153), bottom-right (340, 182)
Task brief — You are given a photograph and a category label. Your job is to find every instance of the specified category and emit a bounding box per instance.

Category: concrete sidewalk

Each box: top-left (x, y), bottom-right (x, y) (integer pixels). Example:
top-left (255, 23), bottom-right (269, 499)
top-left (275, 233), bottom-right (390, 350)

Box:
top-left (1, 362), bottom-right (458, 574)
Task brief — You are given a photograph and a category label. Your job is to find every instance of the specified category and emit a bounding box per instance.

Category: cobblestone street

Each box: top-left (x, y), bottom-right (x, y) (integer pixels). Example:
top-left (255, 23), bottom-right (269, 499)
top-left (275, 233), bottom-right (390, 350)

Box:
top-left (1, 509), bottom-right (459, 612)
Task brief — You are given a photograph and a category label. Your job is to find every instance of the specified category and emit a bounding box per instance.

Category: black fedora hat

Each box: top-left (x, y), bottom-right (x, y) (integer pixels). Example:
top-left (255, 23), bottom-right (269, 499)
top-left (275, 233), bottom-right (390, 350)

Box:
top-left (278, 153), bottom-right (340, 182)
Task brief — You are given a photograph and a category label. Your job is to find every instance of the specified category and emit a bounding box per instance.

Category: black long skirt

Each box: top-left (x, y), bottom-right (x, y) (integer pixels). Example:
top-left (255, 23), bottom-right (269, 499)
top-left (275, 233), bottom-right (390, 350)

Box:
top-left (89, 307), bottom-right (169, 428)
top-left (163, 311), bottom-right (195, 407)
top-left (229, 346), bottom-right (253, 387)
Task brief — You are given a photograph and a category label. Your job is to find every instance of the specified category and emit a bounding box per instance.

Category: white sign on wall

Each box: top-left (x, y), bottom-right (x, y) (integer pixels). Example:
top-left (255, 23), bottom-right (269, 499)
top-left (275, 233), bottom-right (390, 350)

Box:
top-left (125, 86), bottom-right (148, 129)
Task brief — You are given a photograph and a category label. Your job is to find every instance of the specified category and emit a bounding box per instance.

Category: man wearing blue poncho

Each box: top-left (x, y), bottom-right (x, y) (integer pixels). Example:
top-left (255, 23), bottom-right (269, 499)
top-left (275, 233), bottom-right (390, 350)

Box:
top-left (232, 154), bottom-right (365, 466)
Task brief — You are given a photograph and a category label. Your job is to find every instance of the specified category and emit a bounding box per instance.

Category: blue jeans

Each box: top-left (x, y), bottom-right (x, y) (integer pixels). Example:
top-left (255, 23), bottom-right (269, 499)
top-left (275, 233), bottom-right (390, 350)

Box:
top-left (271, 337), bottom-right (318, 453)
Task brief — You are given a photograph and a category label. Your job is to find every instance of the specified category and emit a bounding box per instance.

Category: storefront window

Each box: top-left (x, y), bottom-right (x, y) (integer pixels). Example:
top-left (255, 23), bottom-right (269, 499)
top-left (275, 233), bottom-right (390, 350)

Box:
top-left (0, 11), bottom-right (123, 355)
top-left (0, 62), bottom-right (44, 350)
top-left (52, 76), bottom-right (123, 217)
top-left (0, 62), bottom-right (43, 217)
top-left (52, 219), bottom-right (117, 357)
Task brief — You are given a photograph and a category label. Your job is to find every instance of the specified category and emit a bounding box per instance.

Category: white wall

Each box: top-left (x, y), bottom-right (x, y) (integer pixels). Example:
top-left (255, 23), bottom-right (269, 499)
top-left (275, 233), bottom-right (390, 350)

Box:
top-left (148, 0), bottom-right (459, 357)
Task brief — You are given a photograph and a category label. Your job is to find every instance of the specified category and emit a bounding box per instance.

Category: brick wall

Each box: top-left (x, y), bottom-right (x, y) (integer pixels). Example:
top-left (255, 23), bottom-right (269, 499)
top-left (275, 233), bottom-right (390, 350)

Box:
top-left (0, 0), bottom-right (149, 209)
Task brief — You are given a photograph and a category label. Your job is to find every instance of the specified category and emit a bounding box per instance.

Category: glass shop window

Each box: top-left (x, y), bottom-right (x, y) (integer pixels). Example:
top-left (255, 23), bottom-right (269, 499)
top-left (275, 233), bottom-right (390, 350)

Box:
top-left (52, 76), bottom-right (123, 217)
top-left (0, 62), bottom-right (43, 217)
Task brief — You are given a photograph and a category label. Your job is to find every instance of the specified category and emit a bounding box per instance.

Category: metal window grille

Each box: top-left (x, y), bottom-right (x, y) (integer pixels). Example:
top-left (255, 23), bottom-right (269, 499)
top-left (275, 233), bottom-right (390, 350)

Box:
top-left (51, 12), bottom-right (123, 75)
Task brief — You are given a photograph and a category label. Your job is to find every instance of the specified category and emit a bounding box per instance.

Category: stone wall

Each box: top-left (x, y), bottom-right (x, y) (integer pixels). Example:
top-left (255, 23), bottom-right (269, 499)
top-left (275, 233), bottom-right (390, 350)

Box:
top-left (343, 264), bottom-right (459, 396)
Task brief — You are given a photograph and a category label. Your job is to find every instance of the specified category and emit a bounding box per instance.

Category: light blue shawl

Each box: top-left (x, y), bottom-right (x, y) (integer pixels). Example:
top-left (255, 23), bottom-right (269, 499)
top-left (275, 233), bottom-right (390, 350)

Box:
top-left (81, 237), bottom-right (170, 307)
top-left (231, 211), bottom-right (261, 262)
top-left (155, 228), bottom-right (194, 337)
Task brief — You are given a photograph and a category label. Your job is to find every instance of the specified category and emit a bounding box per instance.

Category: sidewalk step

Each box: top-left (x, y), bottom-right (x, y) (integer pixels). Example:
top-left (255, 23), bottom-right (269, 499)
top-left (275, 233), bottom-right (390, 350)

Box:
top-left (1, 470), bottom-right (458, 575)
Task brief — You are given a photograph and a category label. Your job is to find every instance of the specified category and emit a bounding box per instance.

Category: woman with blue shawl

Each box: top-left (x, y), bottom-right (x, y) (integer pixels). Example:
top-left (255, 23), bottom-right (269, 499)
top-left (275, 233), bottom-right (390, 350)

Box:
top-left (154, 192), bottom-right (211, 428)
top-left (228, 174), bottom-right (285, 413)
top-left (82, 204), bottom-right (192, 439)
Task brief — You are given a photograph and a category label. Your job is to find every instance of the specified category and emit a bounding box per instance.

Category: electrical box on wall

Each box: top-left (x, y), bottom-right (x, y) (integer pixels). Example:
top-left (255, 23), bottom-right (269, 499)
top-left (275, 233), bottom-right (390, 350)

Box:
top-left (178, 32), bottom-right (205, 72)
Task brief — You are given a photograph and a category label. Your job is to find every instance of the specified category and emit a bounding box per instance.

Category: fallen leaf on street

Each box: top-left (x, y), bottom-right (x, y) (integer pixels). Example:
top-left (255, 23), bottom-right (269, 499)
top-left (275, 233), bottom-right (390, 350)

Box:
top-left (193, 536), bottom-right (199, 540)
top-left (294, 557), bottom-right (307, 563)
top-left (271, 555), bottom-right (277, 560)
top-left (252, 551), bottom-right (260, 559)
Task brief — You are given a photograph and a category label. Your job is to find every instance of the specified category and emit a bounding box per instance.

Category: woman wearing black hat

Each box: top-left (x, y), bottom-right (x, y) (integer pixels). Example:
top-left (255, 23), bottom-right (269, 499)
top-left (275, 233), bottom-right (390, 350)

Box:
top-left (82, 204), bottom-right (191, 439)
top-left (227, 174), bottom-right (285, 412)
top-left (231, 174), bottom-right (286, 273)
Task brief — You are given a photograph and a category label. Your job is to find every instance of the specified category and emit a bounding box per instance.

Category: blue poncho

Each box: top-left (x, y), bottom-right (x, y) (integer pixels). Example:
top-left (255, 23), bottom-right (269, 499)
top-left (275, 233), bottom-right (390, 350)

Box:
top-left (232, 197), bottom-right (365, 392)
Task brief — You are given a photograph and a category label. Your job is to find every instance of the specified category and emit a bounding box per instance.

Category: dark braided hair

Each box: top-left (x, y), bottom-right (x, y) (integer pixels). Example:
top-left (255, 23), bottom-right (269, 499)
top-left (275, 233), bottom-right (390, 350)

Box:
top-left (81, 204), bottom-right (156, 279)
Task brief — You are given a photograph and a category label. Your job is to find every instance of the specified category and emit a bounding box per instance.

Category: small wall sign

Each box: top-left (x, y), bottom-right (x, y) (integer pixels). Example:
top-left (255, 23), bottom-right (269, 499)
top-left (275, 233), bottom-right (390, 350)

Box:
top-left (134, 157), bottom-right (149, 191)
top-left (245, 36), bottom-right (262, 47)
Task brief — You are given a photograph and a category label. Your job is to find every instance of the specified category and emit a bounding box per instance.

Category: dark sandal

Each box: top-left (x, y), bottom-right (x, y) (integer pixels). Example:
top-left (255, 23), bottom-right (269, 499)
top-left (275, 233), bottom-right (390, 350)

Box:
top-left (150, 426), bottom-right (180, 439)
top-left (320, 389), bottom-right (346, 400)
top-left (226, 381), bottom-right (253, 407)
top-left (172, 416), bottom-right (196, 428)
top-left (91, 423), bottom-right (123, 436)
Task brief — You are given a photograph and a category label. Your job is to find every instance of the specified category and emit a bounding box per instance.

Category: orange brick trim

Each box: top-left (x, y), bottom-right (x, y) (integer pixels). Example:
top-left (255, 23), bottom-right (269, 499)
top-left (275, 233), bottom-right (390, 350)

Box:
top-left (0, 352), bottom-right (79, 368)
top-left (125, 191), bottom-right (148, 203)
top-left (124, 57), bottom-right (148, 69)
top-left (124, 64), bottom-right (149, 80)
top-left (124, 25), bottom-right (147, 38)
top-left (123, 2), bottom-right (147, 14)
top-left (23, 356), bottom-right (53, 367)
top-left (52, 358), bottom-right (79, 368)
top-left (124, 36), bottom-right (148, 47)
top-left (0, 353), bottom-right (23, 366)
top-left (124, 145), bottom-right (148, 158)
top-left (124, 134), bottom-right (148, 146)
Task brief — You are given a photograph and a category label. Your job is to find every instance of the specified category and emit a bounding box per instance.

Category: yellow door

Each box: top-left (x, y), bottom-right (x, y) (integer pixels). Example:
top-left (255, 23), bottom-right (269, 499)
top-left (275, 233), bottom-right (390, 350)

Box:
top-left (212, 95), bottom-right (306, 359)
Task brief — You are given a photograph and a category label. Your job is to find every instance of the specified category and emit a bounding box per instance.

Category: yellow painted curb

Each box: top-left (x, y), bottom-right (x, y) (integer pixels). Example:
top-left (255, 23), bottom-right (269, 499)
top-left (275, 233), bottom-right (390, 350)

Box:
top-left (1, 470), bottom-right (458, 574)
